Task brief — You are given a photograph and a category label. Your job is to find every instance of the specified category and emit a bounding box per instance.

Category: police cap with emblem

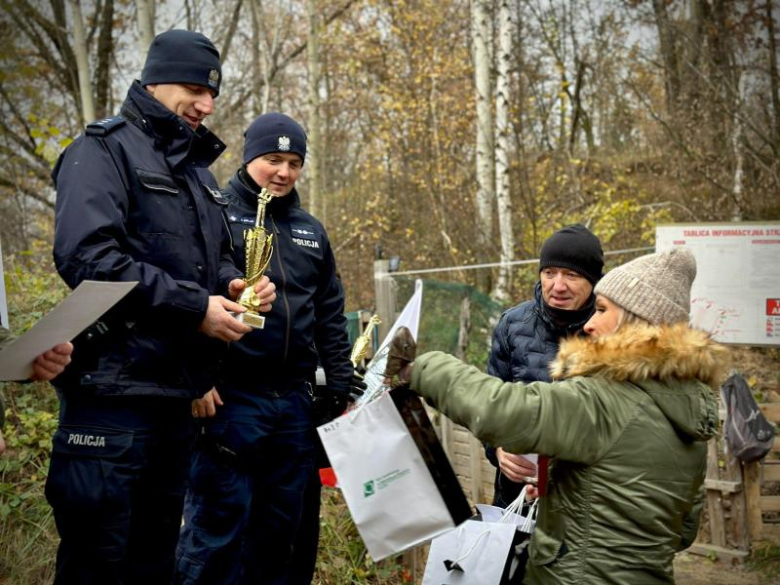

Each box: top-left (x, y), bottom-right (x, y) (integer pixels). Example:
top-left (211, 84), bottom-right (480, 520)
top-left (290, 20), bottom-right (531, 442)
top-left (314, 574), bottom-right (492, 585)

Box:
top-left (141, 30), bottom-right (222, 96)
top-left (243, 113), bottom-right (307, 165)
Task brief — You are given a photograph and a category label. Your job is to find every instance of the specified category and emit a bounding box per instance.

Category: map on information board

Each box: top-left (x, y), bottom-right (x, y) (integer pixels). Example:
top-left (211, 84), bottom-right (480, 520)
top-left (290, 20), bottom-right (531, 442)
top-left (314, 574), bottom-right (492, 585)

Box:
top-left (656, 223), bottom-right (780, 346)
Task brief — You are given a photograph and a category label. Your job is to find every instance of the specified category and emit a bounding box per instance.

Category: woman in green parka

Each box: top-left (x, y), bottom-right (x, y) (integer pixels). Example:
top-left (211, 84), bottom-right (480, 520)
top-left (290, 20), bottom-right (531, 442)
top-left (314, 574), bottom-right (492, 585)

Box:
top-left (406, 248), bottom-right (725, 584)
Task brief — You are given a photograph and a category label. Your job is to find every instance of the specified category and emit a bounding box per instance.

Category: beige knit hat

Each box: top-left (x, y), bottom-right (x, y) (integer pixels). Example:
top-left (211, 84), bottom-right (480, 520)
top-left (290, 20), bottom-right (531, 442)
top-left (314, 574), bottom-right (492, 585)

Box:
top-left (594, 248), bottom-right (696, 325)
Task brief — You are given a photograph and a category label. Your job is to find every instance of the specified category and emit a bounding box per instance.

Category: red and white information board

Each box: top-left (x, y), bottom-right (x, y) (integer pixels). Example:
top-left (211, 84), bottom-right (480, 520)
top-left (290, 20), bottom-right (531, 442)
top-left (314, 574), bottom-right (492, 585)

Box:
top-left (656, 223), bottom-right (780, 346)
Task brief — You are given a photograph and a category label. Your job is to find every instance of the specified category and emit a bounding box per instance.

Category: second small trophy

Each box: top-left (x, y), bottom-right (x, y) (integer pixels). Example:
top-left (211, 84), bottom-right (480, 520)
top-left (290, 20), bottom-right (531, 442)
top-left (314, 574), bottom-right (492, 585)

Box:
top-left (237, 188), bottom-right (274, 329)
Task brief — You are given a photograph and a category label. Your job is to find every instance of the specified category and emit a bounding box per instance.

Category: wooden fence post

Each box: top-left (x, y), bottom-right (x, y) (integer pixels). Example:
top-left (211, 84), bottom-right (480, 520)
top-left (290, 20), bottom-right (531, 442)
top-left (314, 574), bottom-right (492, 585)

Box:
top-left (373, 259), bottom-right (396, 342)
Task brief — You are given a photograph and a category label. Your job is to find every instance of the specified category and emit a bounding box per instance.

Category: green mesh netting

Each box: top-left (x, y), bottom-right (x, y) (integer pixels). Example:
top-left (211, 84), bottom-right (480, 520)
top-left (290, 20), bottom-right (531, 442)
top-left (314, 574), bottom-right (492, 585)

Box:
top-left (393, 277), bottom-right (505, 371)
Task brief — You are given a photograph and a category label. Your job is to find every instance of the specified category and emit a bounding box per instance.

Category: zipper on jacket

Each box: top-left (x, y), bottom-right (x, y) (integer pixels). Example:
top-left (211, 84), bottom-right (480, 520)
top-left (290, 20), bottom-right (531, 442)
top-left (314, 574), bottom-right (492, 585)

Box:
top-left (271, 215), bottom-right (292, 364)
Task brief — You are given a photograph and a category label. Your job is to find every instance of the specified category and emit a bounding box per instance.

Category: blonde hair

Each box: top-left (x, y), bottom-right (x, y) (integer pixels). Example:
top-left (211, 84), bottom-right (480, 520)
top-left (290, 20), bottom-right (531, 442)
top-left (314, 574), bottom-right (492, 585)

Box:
top-left (614, 306), bottom-right (650, 331)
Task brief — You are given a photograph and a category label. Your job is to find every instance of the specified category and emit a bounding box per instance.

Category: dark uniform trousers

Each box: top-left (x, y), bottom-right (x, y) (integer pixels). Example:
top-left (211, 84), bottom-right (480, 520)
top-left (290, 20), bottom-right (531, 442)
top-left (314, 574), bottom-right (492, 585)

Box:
top-left (175, 379), bottom-right (315, 585)
top-left (45, 395), bottom-right (193, 585)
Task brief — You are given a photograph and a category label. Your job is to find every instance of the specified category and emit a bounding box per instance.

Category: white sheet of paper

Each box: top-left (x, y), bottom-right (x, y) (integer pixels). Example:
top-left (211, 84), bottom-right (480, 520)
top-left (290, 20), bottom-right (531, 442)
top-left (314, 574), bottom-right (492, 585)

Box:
top-left (0, 280), bottom-right (137, 381)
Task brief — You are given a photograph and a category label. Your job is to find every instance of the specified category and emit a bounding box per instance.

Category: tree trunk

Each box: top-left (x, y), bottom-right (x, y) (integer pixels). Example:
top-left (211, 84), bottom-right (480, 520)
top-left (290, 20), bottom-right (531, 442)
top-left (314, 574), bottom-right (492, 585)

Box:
top-left (493, 0), bottom-right (514, 303)
top-left (307, 0), bottom-right (323, 219)
top-left (768, 0), bottom-right (780, 148)
top-left (652, 0), bottom-right (681, 117)
top-left (68, 0), bottom-right (95, 124)
top-left (220, 0), bottom-right (244, 65)
top-left (94, 0), bottom-right (114, 119)
top-left (136, 0), bottom-right (155, 50)
top-left (731, 71), bottom-right (745, 220)
top-left (471, 0), bottom-right (494, 290)
top-left (48, 0), bottom-right (82, 114)
top-left (250, 0), bottom-right (283, 114)
top-left (249, 0), bottom-right (263, 115)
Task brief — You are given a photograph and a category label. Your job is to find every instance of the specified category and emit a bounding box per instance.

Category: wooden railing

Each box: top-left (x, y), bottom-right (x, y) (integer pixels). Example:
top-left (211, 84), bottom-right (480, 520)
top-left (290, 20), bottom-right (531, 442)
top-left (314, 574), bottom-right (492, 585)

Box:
top-left (693, 401), bottom-right (780, 561)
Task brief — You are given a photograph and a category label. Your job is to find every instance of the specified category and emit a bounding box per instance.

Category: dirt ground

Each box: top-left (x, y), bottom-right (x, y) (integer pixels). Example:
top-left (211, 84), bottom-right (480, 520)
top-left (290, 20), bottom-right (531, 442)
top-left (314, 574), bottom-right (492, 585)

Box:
top-left (674, 552), bottom-right (779, 585)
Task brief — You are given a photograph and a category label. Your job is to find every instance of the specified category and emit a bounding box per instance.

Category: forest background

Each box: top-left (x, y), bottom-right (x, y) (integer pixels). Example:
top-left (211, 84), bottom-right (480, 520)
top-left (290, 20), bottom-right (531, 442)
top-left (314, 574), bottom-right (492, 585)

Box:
top-left (0, 0), bottom-right (778, 583)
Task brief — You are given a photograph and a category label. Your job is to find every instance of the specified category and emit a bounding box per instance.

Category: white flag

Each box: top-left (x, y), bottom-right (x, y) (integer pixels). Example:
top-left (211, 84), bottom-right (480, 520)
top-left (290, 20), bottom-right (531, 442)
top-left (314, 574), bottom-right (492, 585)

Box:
top-left (357, 279), bottom-right (423, 405)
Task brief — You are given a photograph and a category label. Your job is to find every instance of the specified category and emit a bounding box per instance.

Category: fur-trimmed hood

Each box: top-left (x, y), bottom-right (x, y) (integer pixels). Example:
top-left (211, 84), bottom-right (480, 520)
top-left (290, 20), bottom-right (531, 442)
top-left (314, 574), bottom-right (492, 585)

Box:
top-left (550, 322), bottom-right (725, 441)
top-left (550, 322), bottom-right (726, 389)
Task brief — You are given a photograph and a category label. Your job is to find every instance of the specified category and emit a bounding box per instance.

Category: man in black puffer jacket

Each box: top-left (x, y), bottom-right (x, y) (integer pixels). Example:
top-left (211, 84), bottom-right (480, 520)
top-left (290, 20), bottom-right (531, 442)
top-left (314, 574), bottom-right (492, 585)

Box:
top-left (176, 113), bottom-right (358, 585)
top-left (486, 225), bottom-right (604, 507)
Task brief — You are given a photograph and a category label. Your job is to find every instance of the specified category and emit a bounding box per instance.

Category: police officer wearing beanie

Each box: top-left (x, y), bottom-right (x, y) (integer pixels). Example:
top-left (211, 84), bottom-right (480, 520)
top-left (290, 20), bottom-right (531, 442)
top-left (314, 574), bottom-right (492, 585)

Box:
top-left (176, 113), bottom-right (359, 585)
top-left (484, 224), bottom-right (603, 583)
top-left (50, 30), bottom-right (275, 584)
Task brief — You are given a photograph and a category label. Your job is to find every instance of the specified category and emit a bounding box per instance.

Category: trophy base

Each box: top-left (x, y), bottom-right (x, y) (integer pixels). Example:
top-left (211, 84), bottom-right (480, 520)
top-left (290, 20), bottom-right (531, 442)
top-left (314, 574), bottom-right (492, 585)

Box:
top-left (234, 312), bottom-right (265, 329)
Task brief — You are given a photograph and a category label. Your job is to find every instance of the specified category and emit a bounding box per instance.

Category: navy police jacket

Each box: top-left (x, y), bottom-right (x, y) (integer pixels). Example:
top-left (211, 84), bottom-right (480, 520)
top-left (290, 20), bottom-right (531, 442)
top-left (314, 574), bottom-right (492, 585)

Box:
top-left (52, 81), bottom-right (241, 400)
top-left (485, 282), bottom-right (593, 506)
top-left (219, 170), bottom-right (353, 396)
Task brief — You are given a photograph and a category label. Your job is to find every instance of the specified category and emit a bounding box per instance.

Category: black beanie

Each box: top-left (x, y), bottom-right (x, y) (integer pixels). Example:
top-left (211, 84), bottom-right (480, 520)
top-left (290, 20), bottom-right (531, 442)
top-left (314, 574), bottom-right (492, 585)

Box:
top-left (539, 224), bottom-right (604, 284)
top-left (141, 30), bottom-right (222, 96)
top-left (243, 113), bottom-right (307, 164)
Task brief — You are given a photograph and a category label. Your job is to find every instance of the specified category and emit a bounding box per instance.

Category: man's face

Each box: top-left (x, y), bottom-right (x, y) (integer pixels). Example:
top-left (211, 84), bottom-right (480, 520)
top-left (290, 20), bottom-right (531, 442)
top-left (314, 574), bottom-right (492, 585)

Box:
top-left (246, 153), bottom-right (303, 197)
top-left (540, 267), bottom-right (593, 310)
top-left (146, 83), bottom-right (216, 130)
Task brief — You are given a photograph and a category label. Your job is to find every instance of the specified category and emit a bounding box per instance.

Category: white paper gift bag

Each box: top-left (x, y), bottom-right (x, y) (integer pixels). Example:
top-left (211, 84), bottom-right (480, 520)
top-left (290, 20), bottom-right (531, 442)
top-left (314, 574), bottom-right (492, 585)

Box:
top-left (317, 388), bottom-right (471, 560)
top-left (422, 520), bottom-right (517, 585)
top-left (423, 487), bottom-right (538, 585)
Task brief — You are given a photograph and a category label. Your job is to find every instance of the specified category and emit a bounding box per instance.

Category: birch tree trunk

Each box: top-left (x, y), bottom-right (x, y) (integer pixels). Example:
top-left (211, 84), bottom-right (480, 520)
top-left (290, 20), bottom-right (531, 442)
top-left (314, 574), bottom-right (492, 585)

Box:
top-left (68, 0), bottom-right (95, 124)
top-left (731, 71), bottom-right (745, 221)
top-left (249, 0), bottom-right (263, 114)
top-left (307, 0), bottom-right (323, 220)
top-left (250, 0), bottom-right (283, 114)
top-left (471, 0), bottom-right (494, 289)
top-left (136, 0), bottom-right (155, 50)
top-left (493, 0), bottom-right (513, 302)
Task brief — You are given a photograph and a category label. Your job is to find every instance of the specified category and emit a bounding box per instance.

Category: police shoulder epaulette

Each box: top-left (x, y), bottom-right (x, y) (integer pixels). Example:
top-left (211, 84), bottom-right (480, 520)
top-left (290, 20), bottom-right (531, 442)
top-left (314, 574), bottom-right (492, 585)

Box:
top-left (204, 184), bottom-right (230, 206)
top-left (86, 116), bottom-right (126, 137)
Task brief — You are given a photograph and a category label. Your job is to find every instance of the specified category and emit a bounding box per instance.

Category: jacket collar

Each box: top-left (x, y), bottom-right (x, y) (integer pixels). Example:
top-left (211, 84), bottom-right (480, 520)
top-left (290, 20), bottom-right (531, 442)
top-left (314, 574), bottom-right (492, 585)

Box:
top-left (120, 81), bottom-right (226, 170)
top-left (550, 322), bottom-right (727, 389)
top-left (228, 168), bottom-right (300, 216)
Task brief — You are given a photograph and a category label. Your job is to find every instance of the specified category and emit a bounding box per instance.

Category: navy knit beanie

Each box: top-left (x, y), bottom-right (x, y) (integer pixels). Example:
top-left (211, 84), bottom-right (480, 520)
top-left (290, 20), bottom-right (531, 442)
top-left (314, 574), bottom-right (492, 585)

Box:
top-left (539, 224), bottom-right (604, 284)
top-left (243, 113), bottom-right (307, 164)
top-left (141, 30), bottom-right (222, 96)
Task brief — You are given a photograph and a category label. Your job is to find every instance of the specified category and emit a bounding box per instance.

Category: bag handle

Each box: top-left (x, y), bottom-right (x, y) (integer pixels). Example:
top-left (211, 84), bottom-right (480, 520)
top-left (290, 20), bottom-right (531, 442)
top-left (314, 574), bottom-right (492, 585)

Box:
top-left (500, 485), bottom-right (529, 522)
top-left (443, 524), bottom-right (491, 573)
top-left (520, 497), bottom-right (538, 532)
top-left (500, 485), bottom-right (538, 533)
top-left (444, 488), bottom-right (539, 573)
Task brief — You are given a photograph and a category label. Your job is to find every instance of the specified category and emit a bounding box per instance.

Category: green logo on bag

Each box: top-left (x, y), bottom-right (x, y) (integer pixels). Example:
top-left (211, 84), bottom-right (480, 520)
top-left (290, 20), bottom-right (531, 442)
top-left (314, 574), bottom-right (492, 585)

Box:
top-left (363, 480), bottom-right (375, 497)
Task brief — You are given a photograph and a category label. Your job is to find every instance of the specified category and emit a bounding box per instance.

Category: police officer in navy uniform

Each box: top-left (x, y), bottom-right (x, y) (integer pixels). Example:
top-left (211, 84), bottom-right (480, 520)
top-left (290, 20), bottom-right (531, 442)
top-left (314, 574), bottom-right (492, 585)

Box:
top-left (176, 113), bottom-right (360, 584)
top-left (49, 30), bottom-right (276, 584)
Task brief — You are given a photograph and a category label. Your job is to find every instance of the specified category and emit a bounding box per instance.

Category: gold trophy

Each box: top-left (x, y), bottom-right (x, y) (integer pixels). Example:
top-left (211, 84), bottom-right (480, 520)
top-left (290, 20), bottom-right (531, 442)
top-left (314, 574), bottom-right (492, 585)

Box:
top-left (236, 188), bottom-right (274, 329)
top-left (350, 315), bottom-right (381, 367)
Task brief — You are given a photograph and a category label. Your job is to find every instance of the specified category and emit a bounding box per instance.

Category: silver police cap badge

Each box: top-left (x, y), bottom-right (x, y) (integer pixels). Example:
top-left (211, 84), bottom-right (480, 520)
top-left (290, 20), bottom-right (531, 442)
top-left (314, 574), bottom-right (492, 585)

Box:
top-left (278, 136), bottom-right (291, 151)
top-left (208, 68), bottom-right (220, 87)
